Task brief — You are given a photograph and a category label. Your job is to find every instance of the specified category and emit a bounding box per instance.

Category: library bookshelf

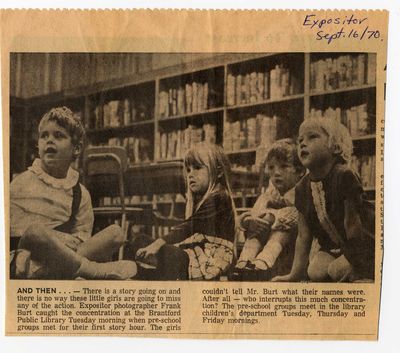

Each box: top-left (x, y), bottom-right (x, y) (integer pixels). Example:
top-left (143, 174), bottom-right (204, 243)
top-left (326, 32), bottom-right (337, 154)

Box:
top-left (10, 53), bottom-right (377, 229)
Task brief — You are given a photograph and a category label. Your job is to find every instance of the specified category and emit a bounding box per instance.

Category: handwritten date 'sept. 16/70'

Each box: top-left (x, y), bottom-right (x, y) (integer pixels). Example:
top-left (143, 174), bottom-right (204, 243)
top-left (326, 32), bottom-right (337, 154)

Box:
top-left (303, 14), bottom-right (382, 44)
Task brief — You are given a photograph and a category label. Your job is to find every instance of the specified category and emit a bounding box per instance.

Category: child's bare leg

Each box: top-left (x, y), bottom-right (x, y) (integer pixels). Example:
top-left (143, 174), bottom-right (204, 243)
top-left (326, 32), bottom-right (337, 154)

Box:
top-left (77, 224), bottom-right (124, 262)
top-left (327, 255), bottom-right (355, 282)
top-left (19, 224), bottom-right (83, 278)
top-left (237, 237), bottom-right (262, 268)
top-left (19, 224), bottom-right (136, 280)
top-left (307, 251), bottom-right (335, 282)
top-left (253, 230), bottom-right (290, 270)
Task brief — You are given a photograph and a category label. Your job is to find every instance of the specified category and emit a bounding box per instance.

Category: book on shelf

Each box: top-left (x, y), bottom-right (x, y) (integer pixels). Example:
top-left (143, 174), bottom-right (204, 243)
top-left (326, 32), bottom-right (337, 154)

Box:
top-left (310, 53), bottom-right (376, 92)
top-left (90, 135), bottom-right (152, 165)
top-left (309, 103), bottom-right (373, 137)
top-left (91, 99), bottom-right (151, 129)
top-left (351, 155), bottom-right (375, 189)
top-left (226, 65), bottom-right (300, 106)
top-left (155, 193), bottom-right (186, 204)
top-left (156, 123), bottom-right (216, 161)
top-left (158, 81), bottom-right (210, 118)
top-left (224, 114), bottom-right (277, 153)
top-left (99, 194), bottom-right (153, 207)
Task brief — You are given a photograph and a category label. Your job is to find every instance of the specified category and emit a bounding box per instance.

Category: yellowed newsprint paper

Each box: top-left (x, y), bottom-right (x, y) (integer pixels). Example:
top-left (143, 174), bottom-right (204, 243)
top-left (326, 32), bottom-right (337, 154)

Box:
top-left (1, 9), bottom-right (387, 339)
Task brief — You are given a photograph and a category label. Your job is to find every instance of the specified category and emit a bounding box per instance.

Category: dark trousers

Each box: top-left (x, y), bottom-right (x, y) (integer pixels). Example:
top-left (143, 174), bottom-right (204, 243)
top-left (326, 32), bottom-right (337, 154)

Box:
top-left (124, 234), bottom-right (189, 281)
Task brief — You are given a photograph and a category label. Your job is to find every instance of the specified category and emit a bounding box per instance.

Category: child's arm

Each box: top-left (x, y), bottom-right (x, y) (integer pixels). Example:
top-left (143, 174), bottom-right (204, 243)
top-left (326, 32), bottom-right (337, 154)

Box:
top-left (136, 238), bottom-right (166, 260)
top-left (344, 198), bottom-right (363, 240)
top-left (243, 214), bottom-right (273, 237)
top-left (272, 212), bottom-right (312, 282)
top-left (136, 192), bottom-right (222, 259)
top-left (54, 232), bottom-right (83, 251)
top-left (240, 191), bottom-right (275, 235)
top-left (72, 186), bottom-right (94, 243)
top-left (342, 197), bottom-right (366, 268)
top-left (161, 191), bottom-right (230, 245)
top-left (340, 169), bottom-right (369, 268)
top-left (137, 190), bottom-right (233, 260)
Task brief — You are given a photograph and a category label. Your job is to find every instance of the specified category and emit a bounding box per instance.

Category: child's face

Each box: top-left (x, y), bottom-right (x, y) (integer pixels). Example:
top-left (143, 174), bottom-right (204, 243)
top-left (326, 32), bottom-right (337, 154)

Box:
top-left (267, 157), bottom-right (301, 195)
top-left (186, 163), bottom-right (210, 196)
top-left (297, 125), bottom-right (333, 170)
top-left (38, 120), bottom-right (78, 178)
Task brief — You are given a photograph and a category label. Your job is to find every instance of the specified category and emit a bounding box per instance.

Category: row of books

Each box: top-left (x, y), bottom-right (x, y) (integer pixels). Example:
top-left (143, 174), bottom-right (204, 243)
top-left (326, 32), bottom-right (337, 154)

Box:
top-left (90, 136), bottom-right (152, 165)
top-left (99, 193), bottom-right (186, 207)
top-left (310, 54), bottom-right (376, 92)
top-left (226, 65), bottom-right (302, 106)
top-left (91, 99), bottom-right (151, 129)
top-left (224, 115), bottom-right (278, 152)
top-left (351, 155), bottom-right (375, 189)
top-left (158, 82), bottom-right (212, 118)
top-left (155, 193), bottom-right (186, 204)
top-left (308, 103), bottom-right (373, 137)
top-left (99, 194), bottom-right (153, 207)
top-left (156, 124), bottom-right (217, 161)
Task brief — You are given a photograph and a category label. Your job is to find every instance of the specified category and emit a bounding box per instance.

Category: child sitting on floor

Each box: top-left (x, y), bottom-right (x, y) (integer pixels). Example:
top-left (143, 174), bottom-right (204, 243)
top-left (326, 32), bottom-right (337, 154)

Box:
top-left (273, 118), bottom-right (374, 283)
top-left (133, 142), bottom-right (236, 280)
top-left (10, 107), bottom-right (137, 280)
top-left (231, 139), bottom-right (305, 281)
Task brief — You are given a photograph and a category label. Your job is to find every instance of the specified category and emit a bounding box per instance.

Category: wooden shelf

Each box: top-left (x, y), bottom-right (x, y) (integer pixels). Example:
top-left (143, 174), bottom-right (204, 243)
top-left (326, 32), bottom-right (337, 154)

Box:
top-left (127, 201), bottom-right (154, 206)
top-left (86, 119), bottom-right (155, 135)
top-left (310, 84), bottom-right (375, 97)
top-left (156, 200), bottom-right (186, 205)
top-left (226, 93), bottom-right (304, 111)
top-left (11, 53), bottom-right (377, 202)
top-left (158, 107), bottom-right (223, 123)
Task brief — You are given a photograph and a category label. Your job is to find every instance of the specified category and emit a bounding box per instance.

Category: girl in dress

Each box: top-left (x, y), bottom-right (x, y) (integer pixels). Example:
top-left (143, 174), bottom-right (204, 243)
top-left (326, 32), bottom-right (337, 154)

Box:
top-left (135, 142), bottom-right (236, 280)
top-left (232, 139), bottom-right (305, 280)
top-left (273, 118), bottom-right (374, 282)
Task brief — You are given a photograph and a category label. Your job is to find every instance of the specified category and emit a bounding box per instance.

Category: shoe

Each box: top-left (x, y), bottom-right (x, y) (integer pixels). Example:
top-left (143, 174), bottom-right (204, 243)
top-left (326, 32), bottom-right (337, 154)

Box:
top-left (257, 267), bottom-right (273, 281)
top-left (77, 259), bottom-right (137, 280)
top-left (229, 261), bottom-right (251, 281)
top-left (229, 268), bottom-right (243, 281)
top-left (100, 260), bottom-right (138, 280)
top-left (240, 262), bottom-right (259, 282)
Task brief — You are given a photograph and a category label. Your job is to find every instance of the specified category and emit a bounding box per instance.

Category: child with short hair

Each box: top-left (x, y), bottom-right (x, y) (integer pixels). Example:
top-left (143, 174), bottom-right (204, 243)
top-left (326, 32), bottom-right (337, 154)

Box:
top-left (231, 139), bottom-right (305, 280)
top-left (273, 118), bottom-right (374, 282)
top-left (134, 142), bottom-right (236, 280)
top-left (10, 107), bottom-right (137, 280)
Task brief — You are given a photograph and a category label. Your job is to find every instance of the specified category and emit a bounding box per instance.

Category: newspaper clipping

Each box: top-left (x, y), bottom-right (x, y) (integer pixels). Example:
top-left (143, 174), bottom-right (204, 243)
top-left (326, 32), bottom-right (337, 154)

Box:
top-left (1, 9), bottom-right (387, 339)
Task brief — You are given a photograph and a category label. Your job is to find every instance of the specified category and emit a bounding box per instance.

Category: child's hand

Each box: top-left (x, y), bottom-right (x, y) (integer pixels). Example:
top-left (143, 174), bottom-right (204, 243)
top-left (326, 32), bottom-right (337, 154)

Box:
top-left (266, 198), bottom-right (286, 209)
top-left (56, 233), bottom-right (82, 251)
top-left (136, 245), bottom-right (157, 260)
top-left (245, 215), bottom-right (272, 236)
top-left (136, 238), bottom-right (165, 261)
top-left (271, 274), bottom-right (294, 282)
top-left (271, 273), bottom-right (297, 282)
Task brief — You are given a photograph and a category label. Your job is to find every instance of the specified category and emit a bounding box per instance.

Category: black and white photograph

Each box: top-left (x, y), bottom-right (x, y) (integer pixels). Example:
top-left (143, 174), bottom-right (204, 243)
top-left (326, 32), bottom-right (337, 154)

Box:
top-left (9, 52), bottom-right (376, 282)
